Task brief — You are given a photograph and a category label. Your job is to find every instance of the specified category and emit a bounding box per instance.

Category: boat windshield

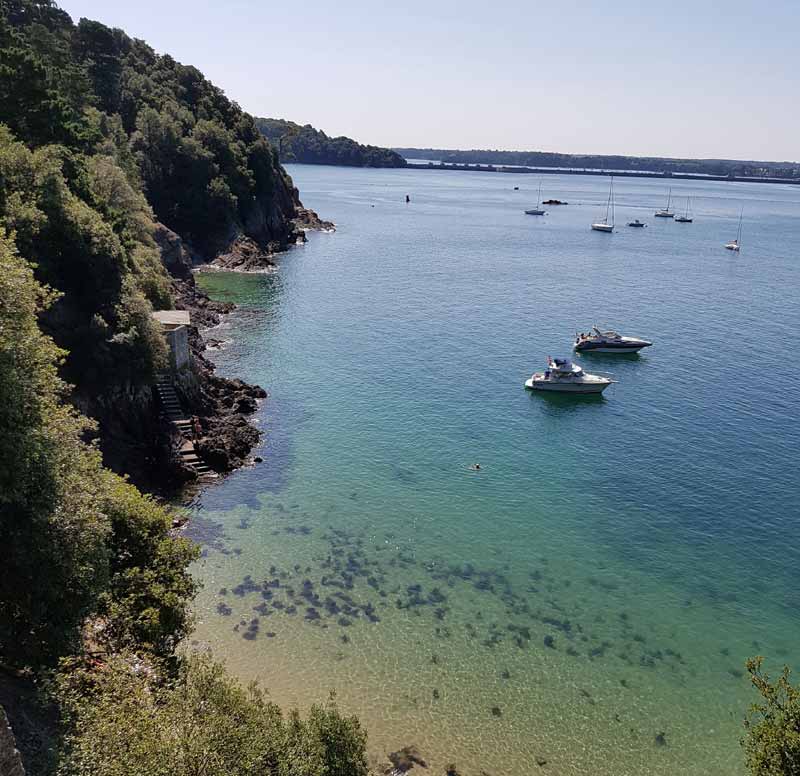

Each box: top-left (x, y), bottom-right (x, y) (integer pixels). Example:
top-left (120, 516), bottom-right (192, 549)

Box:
top-left (593, 327), bottom-right (620, 338)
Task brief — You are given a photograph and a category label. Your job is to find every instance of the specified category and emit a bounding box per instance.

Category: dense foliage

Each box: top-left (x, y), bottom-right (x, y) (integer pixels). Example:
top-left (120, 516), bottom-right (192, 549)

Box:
top-left (1, 0), bottom-right (299, 257)
top-left (0, 234), bottom-right (198, 666)
top-left (0, 125), bottom-right (169, 388)
top-left (393, 147), bottom-right (800, 179)
top-left (1, 0), bottom-right (300, 390)
top-left (743, 657), bottom-right (800, 775)
top-left (0, 6), bottom-right (371, 775)
top-left (257, 118), bottom-right (406, 168)
top-left (55, 655), bottom-right (369, 776)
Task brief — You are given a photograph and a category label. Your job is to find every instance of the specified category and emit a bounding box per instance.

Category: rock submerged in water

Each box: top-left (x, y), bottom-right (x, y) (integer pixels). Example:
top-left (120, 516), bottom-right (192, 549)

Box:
top-left (386, 745), bottom-right (428, 773)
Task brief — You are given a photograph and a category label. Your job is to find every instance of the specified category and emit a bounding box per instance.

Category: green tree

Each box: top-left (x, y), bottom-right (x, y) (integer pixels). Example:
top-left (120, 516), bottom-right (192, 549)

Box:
top-left (0, 234), bottom-right (196, 666)
top-left (743, 657), bottom-right (800, 775)
top-left (97, 475), bottom-right (198, 657)
top-left (55, 654), bottom-right (369, 776)
top-left (0, 232), bottom-right (110, 663)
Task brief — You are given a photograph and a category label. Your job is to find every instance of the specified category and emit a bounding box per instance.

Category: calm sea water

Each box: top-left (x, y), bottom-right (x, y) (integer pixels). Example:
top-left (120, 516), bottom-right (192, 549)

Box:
top-left (189, 166), bottom-right (800, 776)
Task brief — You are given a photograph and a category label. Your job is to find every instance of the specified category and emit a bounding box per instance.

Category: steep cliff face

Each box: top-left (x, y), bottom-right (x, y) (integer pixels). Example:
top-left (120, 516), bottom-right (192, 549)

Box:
top-left (0, 0), bottom-right (319, 492)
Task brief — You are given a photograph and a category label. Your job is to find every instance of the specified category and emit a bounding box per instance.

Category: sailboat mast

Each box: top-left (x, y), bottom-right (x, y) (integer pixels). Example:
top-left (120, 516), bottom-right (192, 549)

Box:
top-left (611, 177), bottom-right (615, 226)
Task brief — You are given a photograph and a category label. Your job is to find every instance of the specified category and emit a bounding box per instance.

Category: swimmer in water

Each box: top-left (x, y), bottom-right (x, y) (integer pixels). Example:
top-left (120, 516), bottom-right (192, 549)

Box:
top-left (469, 463), bottom-right (481, 471)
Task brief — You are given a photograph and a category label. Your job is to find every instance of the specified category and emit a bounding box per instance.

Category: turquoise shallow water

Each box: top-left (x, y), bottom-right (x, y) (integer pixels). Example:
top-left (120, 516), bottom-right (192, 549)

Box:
top-left (189, 166), bottom-right (800, 775)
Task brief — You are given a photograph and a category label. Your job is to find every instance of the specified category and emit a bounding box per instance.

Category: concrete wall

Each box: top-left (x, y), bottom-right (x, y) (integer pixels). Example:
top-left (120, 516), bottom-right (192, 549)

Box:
top-left (0, 706), bottom-right (25, 776)
top-left (165, 325), bottom-right (190, 372)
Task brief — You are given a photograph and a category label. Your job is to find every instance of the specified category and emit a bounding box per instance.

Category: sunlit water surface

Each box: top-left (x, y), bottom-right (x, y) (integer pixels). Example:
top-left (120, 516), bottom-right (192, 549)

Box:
top-left (187, 166), bottom-right (800, 775)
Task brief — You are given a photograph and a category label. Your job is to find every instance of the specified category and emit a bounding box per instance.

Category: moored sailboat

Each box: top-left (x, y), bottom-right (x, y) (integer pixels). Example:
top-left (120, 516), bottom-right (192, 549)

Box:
top-left (591, 177), bottom-right (615, 232)
top-left (675, 197), bottom-right (693, 223)
top-left (525, 180), bottom-right (546, 216)
top-left (655, 188), bottom-right (675, 218)
top-left (725, 209), bottom-right (743, 251)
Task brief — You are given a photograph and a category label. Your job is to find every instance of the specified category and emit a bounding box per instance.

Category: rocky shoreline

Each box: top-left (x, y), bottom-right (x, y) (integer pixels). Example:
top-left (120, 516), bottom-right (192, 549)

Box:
top-left (149, 211), bottom-right (331, 495)
top-left (204, 209), bottom-right (335, 273)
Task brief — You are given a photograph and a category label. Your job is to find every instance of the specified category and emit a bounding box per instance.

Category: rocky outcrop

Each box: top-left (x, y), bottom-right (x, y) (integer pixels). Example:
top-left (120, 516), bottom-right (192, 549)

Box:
top-left (0, 706), bottom-right (26, 776)
top-left (175, 339), bottom-right (266, 474)
top-left (239, 167), bottom-right (302, 252)
top-left (209, 206), bottom-right (333, 272)
top-left (293, 207), bottom-right (335, 233)
top-left (153, 223), bottom-right (193, 278)
top-left (210, 235), bottom-right (280, 272)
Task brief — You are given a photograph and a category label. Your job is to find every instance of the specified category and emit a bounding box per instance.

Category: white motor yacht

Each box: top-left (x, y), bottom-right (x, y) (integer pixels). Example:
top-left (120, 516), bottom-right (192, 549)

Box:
top-left (525, 357), bottom-right (613, 394)
top-left (574, 326), bottom-right (653, 354)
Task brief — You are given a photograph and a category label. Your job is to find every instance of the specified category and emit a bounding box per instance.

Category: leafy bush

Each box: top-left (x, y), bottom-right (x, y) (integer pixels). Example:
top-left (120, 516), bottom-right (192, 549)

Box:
top-left (743, 657), bottom-right (800, 775)
top-left (55, 654), bottom-right (369, 776)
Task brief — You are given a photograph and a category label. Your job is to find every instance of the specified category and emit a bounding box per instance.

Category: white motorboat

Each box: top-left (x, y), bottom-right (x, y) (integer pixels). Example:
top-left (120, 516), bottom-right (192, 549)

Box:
top-left (574, 326), bottom-right (652, 354)
top-left (591, 177), bottom-right (615, 232)
top-left (525, 357), bottom-right (613, 394)
top-left (725, 208), bottom-right (743, 251)
top-left (525, 180), bottom-right (546, 216)
top-left (655, 188), bottom-right (675, 218)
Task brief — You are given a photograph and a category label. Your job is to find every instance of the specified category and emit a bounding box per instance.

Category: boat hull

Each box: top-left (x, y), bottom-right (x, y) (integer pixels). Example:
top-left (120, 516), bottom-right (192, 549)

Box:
top-left (591, 223), bottom-right (614, 232)
top-left (725, 243), bottom-right (740, 251)
top-left (576, 345), bottom-right (647, 354)
top-left (525, 209), bottom-right (546, 216)
top-left (654, 212), bottom-right (674, 218)
top-left (525, 377), bottom-right (610, 394)
top-left (575, 341), bottom-right (651, 353)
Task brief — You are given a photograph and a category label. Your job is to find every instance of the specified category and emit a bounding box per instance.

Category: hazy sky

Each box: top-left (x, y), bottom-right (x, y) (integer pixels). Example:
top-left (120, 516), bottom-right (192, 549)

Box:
top-left (59, 0), bottom-right (798, 161)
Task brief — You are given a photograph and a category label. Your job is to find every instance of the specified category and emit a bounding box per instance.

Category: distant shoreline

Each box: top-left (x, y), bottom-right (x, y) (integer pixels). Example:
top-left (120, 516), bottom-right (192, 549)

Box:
top-left (404, 162), bottom-right (799, 186)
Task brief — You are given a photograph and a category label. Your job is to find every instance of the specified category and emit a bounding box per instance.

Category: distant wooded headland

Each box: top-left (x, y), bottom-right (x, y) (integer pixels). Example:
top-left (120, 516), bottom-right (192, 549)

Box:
top-left (394, 148), bottom-right (800, 185)
top-left (257, 118), bottom-right (407, 168)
